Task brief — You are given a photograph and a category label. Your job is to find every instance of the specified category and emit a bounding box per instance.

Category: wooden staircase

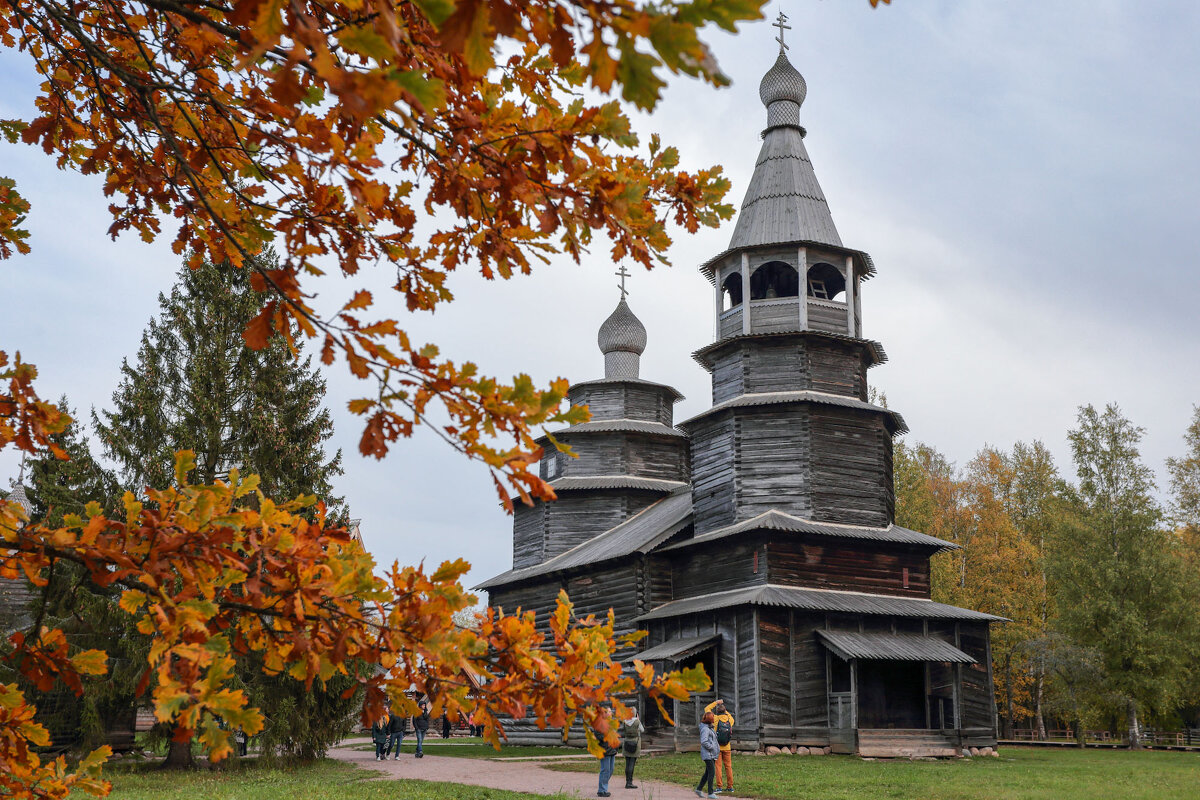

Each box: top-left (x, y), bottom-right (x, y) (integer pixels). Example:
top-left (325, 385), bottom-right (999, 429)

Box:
top-left (857, 730), bottom-right (959, 758)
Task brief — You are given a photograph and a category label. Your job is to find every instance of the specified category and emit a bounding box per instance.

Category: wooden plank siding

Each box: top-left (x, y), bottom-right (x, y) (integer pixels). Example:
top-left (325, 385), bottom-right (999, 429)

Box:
top-left (706, 337), bottom-right (870, 404)
top-left (808, 406), bottom-right (894, 528)
top-left (670, 540), bottom-right (767, 600)
top-left (690, 415), bottom-right (736, 534)
top-left (958, 622), bottom-right (997, 735)
top-left (556, 432), bottom-right (689, 482)
top-left (733, 406), bottom-right (812, 522)
top-left (766, 539), bottom-right (931, 598)
top-left (541, 490), bottom-right (661, 560)
top-left (567, 384), bottom-right (677, 426)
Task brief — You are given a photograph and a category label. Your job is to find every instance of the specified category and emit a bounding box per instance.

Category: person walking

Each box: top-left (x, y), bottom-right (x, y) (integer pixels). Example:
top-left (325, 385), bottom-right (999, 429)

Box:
top-left (621, 707), bottom-right (644, 789)
top-left (704, 698), bottom-right (735, 793)
top-left (695, 711), bottom-right (719, 799)
top-left (371, 712), bottom-right (390, 761)
top-left (413, 699), bottom-right (431, 757)
top-left (386, 708), bottom-right (406, 760)
top-left (597, 728), bottom-right (618, 797)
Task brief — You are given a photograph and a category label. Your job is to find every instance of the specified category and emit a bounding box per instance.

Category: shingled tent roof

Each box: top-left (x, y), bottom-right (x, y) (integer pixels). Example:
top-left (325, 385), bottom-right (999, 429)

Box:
top-left (475, 489), bottom-right (693, 590)
top-left (661, 509), bottom-right (956, 553)
top-left (636, 584), bottom-right (1006, 623)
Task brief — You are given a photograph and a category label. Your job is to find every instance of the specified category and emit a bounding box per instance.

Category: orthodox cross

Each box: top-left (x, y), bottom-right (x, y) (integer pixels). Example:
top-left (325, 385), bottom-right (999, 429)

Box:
top-left (615, 265), bottom-right (631, 299)
top-left (773, 11), bottom-right (791, 53)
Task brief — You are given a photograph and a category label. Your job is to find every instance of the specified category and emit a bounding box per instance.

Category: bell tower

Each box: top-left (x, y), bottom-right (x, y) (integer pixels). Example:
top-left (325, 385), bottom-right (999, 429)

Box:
top-left (683, 24), bottom-right (906, 534)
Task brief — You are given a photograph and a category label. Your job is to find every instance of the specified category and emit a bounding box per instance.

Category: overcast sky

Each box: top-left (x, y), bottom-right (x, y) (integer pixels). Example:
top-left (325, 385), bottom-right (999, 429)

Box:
top-left (2, 2), bottom-right (1199, 595)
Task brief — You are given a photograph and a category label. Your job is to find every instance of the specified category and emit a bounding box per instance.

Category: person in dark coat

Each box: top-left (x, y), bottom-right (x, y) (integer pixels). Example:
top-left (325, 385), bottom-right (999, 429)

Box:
top-left (386, 709), bottom-right (407, 759)
top-left (441, 711), bottom-right (452, 739)
top-left (371, 713), bottom-right (390, 761)
top-left (413, 699), bottom-right (431, 757)
top-left (621, 708), bottom-right (644, 789)
top-left (695, 711), bottom-right (718, 799)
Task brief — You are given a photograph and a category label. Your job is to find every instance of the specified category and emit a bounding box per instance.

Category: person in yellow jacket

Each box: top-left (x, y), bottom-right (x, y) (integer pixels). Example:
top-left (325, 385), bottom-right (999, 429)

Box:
top-left (703, 699), bottom-right (735, 793)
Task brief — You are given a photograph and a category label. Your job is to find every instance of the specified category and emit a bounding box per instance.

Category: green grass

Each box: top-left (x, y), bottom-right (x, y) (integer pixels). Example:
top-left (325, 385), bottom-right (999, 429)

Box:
top-left (100, 758), bottom-right (572, 800)
top-left (551, 747), bottom-right (1200, 800)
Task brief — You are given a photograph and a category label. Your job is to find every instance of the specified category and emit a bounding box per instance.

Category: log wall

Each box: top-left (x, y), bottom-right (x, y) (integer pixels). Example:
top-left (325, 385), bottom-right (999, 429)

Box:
top-left (690, 415), bottom-right (736, 534)
top-left (568, 383), bottom-right (676, 426)
top-left (706, 336), bottom-right (870, 405)
top-left (671, 539), bottom-right (767, 600)
top-left (766, 540), bottom-right (931, 598)
top-left (541, 490), bottom-right (661, 559)
top-left (808, 407), bottom-right (894, 527)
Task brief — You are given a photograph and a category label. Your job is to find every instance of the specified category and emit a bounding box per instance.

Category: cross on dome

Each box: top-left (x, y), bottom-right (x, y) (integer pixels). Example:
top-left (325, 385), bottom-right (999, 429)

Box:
top-left (615, 264), bottom-right (631, 300)
top-left (773, 11), bottom-right (791, 53)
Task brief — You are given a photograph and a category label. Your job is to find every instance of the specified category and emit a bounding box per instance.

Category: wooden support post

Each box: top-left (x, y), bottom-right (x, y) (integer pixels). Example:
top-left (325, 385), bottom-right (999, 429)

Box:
top-left (741, 253), bottom-right (751, 335)
top-left (714, 269), bottom-right (723, 340)
top-left (844, 255), bottom-right (856, 336)
top-left (798, 246), bottom-right (808, 330)
top-left (853, 271), bottom-right (862, 338)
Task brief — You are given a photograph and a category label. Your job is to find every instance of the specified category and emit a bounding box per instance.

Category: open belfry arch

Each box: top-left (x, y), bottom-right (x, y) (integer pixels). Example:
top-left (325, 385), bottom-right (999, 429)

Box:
top-left (478, 16), bottom-right (1000, 758)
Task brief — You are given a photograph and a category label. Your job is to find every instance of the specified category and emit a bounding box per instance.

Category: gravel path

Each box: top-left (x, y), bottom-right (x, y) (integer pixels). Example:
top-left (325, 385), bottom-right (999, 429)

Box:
top-left (330, 744), bottom-right (710, 799)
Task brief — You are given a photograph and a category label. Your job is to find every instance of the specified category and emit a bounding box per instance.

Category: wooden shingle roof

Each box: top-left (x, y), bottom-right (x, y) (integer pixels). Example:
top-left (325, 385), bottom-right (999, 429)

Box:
top-left (661, 509), bottom-right (955, 553)
top-left (476, 489), bottom-right (692, 590)
top-left (636, 584), bottom-right (1005, 623)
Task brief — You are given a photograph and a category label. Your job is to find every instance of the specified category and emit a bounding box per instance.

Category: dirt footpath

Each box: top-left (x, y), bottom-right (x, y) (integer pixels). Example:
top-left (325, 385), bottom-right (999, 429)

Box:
top-left (330, 744), bottom-right (708, 799)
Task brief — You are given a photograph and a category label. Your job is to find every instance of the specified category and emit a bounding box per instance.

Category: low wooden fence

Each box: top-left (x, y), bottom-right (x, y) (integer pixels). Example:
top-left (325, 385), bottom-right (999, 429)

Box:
top-left (1007, 728), bottom-right (1200, 747)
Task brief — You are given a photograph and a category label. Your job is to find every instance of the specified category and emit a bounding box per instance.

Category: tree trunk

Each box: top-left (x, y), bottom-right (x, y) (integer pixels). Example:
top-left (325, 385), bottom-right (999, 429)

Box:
top-left (1126, 699), bottom-right (1142, 750)
top-left (1034, 671), bottom-right (1046, 741)
top-left (1002, 658), bottom-right (1015, 739)
top-left (162, 734), bottom-right (196, 769)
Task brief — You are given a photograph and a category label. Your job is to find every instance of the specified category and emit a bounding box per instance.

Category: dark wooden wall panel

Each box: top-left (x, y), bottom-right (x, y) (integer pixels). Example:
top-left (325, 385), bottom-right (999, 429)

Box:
top-left (735, 610), bottom-right (759, 732)
top-left (766, 540), bottom-right (930, 598)
top-left (958, 623), bottom-right (996, 732)
top-left (758, 609), bottom-right (791, 727)
top-left (690, 415), bottom-right (736, 534)
top-left (542, 491), bottom-right (659, 558)
top-left (734, 407), bottom-right (810, 521)
top-left (808, 407), bottom-right (893, 527)
top-left (512, 503), bottom-right (547, 569)
top-left (792, 614), bottom-right (827, 727)
top-left (672, 540), bottom-right (765, 599)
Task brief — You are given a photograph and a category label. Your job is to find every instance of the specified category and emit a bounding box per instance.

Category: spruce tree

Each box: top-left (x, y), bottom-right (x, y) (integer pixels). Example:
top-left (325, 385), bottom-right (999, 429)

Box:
top-left (93, 253), bottom-right (343, 511)
top-left (13, 401), bottom-right (143, 754)
top-left (91, 254), bottom-right (350, 765)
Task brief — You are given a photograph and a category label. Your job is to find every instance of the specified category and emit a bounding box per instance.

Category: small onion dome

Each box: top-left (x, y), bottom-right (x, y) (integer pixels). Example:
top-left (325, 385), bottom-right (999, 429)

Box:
top-left (598, 298), bottom-right (647, 379)
top-left (759, 51), bottom-right (807, 109)
top-left (598, 297), bottom-right (647, 355)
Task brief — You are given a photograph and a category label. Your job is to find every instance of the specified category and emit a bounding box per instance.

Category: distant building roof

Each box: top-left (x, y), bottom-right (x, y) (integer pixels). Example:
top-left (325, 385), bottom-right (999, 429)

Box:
top-left (636, 584), bottom-right (1005, 623)
top-left (476, 489), bottom-right (693, 590)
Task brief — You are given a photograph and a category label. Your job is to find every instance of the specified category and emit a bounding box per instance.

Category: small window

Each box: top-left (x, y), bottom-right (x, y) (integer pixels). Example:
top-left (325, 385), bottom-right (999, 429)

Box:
top-left (750, 261), bottom-right (800, 300)
top-left (807, 262), bottom-right (846, 301)
top-left (830, 655), bottom-right (852, 693)
top-left (722, 272), bottom-right (743, 310)
top-left (545, 456), bottom-right (558, 479)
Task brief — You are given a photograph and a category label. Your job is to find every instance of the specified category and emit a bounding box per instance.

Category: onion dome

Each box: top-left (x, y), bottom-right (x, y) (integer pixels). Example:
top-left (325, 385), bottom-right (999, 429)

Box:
top-left (759, 51), bottom-right (807, 109)
top-left (597, 297), bottom-right (647, 379)
top-left (6, 483), bottom-right (32, 516)
top-left (759, 50), bottom-right (807, 131)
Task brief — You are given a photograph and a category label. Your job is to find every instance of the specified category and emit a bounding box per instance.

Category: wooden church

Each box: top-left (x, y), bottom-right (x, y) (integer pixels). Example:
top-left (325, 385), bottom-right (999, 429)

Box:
top-left (477, 28), bottom-right (1000, 758)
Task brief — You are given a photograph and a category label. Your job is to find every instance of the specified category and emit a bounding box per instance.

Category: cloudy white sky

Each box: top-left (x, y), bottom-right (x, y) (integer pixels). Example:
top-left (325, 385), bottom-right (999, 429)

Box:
top-left (2, 2), bottom-right (1198, 594)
